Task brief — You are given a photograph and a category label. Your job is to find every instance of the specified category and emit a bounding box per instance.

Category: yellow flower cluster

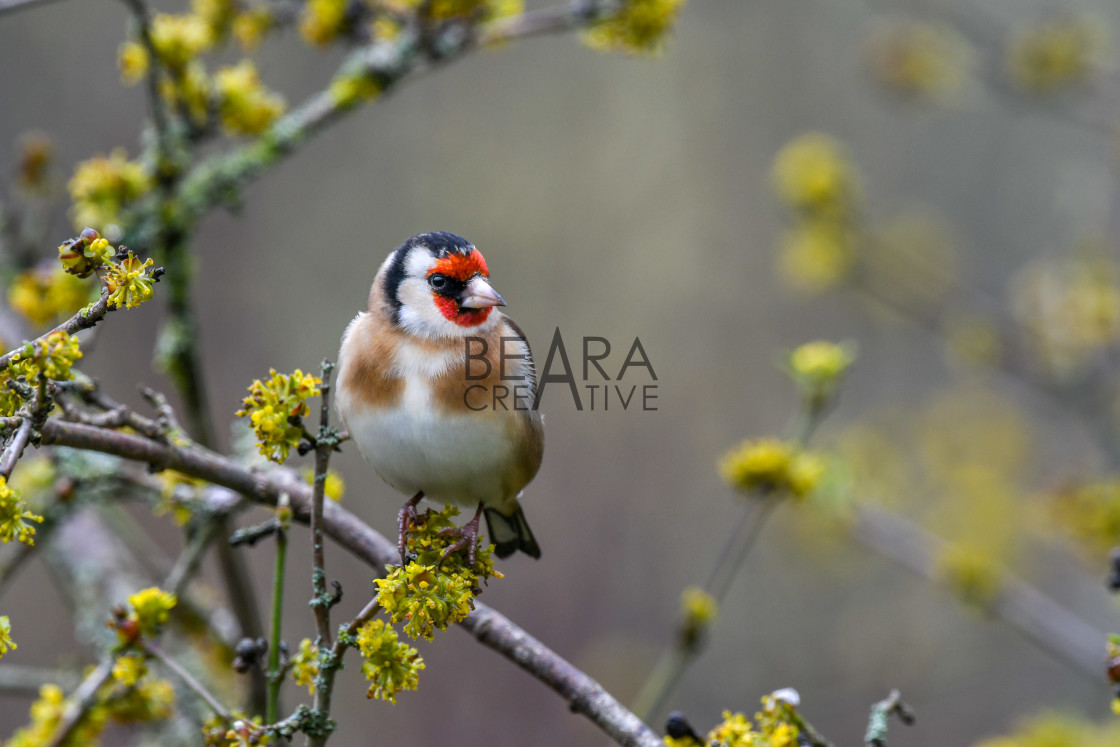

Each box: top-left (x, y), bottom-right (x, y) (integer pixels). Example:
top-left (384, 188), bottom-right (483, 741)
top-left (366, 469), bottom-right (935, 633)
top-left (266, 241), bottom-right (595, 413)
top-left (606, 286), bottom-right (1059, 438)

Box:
top-left (935, 545), bottom-right (1002, 609)
top-left (374, 504), bottom-right (501, 640)
top-left (236, 368), bottom-right (322, 463)
top-left (11, 330), bottom-right (83, 384)
top-left (718, 438), bottom-right (826, 499)
top-left (0, 331), bottom-right (82, 418)
top-left (16, 133), bottom-right (53, 193)
top-left (1010, 254), bottom-right (1120, 380)
top-left (376, 561), bottom-right (476, 641)
top-left (7, 673), bottom-right (175, 747)
top-left (787, 340), bottom-right (855, 409)
top-left (233, 6), bottom-right (274, 50)
top-left (664, 699), bottom-right (800, 747)
top-left (977, 711), bottom-right (1120, 747)
top-left (355, 618), bottom-right (425, 702)
top-left (0, 615), bottom-right (15, 659)
top-left (680, 586), bottom-right (717, 630)
top-left (215, 60), bottom-right (286, 136)
top-left (1008, 14), bottom-right (1106, 94)
top-left (678, 586), bottom-right (717, 648)
top-left (104, 253), bottom-right (158, 310)
top-left (123, 586), bottom-right (178, 639)
top-left (68, 151), bottom-right (151, 233)
top-left (112, 652), bottom-right (148, 687)
top-left (300, 0), bottom-right (348, 46)
top-left (58, 228), bottom-right (116, 278)
top-left (0, 477), bottom-right (44, 546)
top-left (7, 683), bottom-right (107, 747)
top-left (118, 41), bottom-right (150, 84)
top-left (151, 12), bottom-right (215, 70)
top-left (8, 267), bottom-right (91, 327)
top-left (772, 134), bottom-right (862, 293)
top-left (1048, 478), bottom-right (1120, 559)
top-left (583, 0), bottom-right (686, 56)
top-left (156, 470), bottom-right (206, 526)
top-left (328, 71), bottom-right (382, 110)
top-left (290, 638), bottom-right (319, 695)
top-left (867, 20), bottom-right (970, 101)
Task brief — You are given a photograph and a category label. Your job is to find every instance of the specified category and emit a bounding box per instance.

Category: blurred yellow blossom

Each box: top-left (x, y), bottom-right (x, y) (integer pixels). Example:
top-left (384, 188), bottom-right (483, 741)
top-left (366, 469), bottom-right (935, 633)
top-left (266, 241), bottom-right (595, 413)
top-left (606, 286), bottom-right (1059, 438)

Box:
top-left (773, 133), bottom-right (860, 219)
top-left (215, 60), bottom-right (286, 136)
top-left (304, 468), bottom-right (345, 501)
top-left (936, 545), bottom-right (1003, 609)
top-left (778, 219), bottom-right (856, 293)
top-left (583, 0), bottom-right (686, 55)
top-left (0, 477), bottom-right (44, 546)
top-left (112, 652), bottom-right (148, 687)
top-left (125, 586), bottom-right (177, 639)
top-left (328, 71), bottom-right (382, 109)
top-left (150, 13), bottom-right (214, 70)
top-left (719, 438), bottom-right (826, 499)
top-left (160, 60), bottom-right (213, 124)
top-left (290, 638), bottom-right (318, 695)
top-left (0, 616), bottom-right (15, 659)
top-left (978, 711), bottom-right (1120, 746)
top-left (68, 152), bottom-right (151, 233)
top-left (118, 41), bottom-right (149, 85)
top-left (300, 0), bottom-right (348, 46)
top-left (8, 267), bottom-right (91, 327)
top-left (1011, 254), bottom-right (1120, 380)
top-left (16, 132), bottom-right (53, 192)
top-left (1008, 14), bottom-right (1107, 93)
top-left (867, 20), bottom-right (971, 100)
top-left (192, 0), bottom-right (237, 38)
top-left (233, 6), bottom-right (274, 50)
top-left (787, 340), bottom-right (855, 408)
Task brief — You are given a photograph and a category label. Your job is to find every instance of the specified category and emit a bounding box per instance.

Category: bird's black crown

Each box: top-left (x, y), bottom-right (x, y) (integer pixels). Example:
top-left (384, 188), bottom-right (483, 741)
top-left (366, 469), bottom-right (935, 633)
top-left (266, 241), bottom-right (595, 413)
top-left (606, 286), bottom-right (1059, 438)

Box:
top-left (406, 231), bottom-right (476, 258)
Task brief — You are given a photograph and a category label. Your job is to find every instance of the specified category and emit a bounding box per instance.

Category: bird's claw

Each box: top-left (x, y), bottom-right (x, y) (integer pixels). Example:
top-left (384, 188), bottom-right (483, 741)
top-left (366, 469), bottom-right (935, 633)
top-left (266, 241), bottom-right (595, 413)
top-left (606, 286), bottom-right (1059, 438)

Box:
top-left (397, 492), bottom-right (424, 567)
top-left (438, 504), bottom-right (484, 568)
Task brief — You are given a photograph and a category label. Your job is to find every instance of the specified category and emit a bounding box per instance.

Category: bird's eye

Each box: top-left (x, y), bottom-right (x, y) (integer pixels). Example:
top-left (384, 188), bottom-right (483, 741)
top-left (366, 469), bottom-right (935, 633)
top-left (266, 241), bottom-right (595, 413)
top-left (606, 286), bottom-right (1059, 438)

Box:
top-left (428, 274), bottom-right (448, 291)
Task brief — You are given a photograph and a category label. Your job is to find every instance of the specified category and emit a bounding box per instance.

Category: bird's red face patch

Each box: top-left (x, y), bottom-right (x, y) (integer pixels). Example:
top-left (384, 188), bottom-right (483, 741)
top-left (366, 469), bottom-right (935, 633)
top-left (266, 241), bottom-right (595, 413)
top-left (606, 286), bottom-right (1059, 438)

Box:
top-left (428, 249), bottom-right (492, 327)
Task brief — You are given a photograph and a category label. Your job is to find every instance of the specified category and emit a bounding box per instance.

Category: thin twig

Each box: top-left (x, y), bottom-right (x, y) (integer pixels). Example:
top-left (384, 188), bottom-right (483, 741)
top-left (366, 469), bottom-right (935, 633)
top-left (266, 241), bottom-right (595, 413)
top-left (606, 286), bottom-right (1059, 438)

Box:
top-left (864, 688), bottom-right (914, 747)
top-left (143, 639), bottom-right (233, 722)
top-left (309, 359), bottom-right (337, 647)
top-left (39, 419), bottom-right (662, 747)
top-left (853, 504), bottom-right (1105, 680)
top-left (44, 659), bottom-right (113, 747)
top-left (0, 0), bottom-right (66, 17)
top-left (0, 417), bottom-right (33, 479)
top-left (0, 290), bottom-right (111, 374)
top-left (266, 494), bottom-right (289, 725)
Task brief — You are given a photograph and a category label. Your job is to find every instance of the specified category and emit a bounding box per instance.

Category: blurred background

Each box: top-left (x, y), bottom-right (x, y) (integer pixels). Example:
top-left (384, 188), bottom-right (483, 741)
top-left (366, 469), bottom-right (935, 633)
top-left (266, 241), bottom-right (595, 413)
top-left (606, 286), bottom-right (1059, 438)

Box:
top-left (3, 0), bottom-right (1120, 744)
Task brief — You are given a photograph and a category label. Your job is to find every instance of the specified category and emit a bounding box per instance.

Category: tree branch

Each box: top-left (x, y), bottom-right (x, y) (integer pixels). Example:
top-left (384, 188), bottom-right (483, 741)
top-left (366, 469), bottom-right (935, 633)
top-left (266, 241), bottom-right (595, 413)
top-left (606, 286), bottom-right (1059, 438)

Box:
top-left (38, 419), bottom-right (662, 747)
top-left (0, 290), bottom-right (111, 374)
top-left (852, 505), bottom-right (1106, 680)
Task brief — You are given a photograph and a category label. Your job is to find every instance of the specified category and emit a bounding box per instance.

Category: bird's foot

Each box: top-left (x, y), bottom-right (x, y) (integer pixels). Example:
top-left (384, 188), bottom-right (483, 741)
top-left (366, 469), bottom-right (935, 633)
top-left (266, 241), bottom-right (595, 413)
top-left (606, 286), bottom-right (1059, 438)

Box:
top-left (438, 503), bottom-right (484, 567)
top-left (397, 492), bottom-right (424, 567)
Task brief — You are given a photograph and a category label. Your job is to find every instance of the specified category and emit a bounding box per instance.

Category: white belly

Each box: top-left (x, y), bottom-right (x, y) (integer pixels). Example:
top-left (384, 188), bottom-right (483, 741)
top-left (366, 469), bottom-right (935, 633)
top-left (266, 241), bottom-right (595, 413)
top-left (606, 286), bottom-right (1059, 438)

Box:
top-left (343, 384), bottom-right (515, 508)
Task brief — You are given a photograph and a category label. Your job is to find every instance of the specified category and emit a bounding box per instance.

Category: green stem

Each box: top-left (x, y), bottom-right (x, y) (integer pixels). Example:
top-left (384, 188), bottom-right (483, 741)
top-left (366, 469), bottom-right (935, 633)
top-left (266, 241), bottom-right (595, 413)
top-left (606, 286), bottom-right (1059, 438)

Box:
top-left (266, 507), bottom-right (289, 725)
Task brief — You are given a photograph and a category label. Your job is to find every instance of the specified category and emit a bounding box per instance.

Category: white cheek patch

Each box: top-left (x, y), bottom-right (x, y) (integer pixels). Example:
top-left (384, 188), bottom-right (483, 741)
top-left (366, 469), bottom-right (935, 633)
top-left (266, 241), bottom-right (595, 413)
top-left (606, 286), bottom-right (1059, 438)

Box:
top-left (396, 275), bottom-right (500, 339)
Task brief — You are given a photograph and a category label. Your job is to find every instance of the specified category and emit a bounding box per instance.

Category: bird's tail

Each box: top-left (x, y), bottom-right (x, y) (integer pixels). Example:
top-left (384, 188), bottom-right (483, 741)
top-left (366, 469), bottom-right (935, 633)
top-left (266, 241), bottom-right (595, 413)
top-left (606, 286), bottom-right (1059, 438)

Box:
top-left (484, 503), bottom-right (541, 559)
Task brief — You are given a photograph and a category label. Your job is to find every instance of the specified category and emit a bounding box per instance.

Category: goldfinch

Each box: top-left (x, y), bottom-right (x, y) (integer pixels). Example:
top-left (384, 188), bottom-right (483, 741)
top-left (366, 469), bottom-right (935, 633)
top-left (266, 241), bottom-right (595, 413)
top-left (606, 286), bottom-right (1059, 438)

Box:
top-left (335, 232), bottom-right (543, 565)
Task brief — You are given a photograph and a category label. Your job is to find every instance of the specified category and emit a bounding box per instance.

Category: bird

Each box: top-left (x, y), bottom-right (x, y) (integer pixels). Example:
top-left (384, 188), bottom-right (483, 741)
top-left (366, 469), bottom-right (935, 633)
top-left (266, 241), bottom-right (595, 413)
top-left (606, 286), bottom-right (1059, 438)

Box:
top-left (334, 232), bottom-right (543, 567)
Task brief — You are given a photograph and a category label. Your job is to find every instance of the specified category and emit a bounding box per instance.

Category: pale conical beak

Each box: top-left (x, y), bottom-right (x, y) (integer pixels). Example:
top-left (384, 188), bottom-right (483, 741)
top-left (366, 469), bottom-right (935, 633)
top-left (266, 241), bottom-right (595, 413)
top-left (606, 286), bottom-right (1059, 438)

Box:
top-left (460, 276), bottom-right (507, 309)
